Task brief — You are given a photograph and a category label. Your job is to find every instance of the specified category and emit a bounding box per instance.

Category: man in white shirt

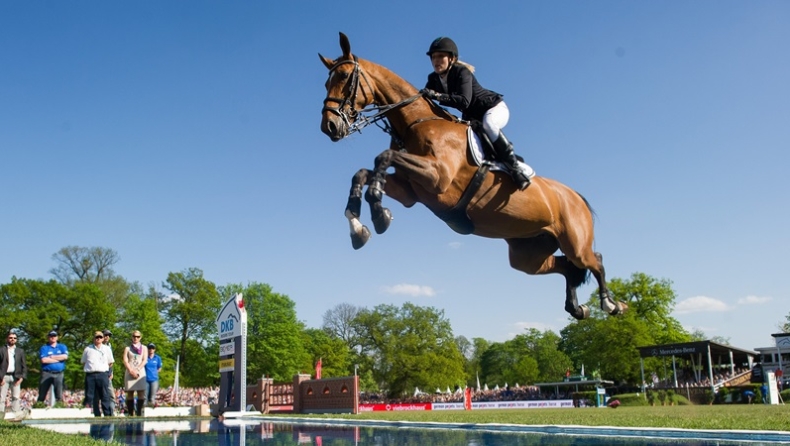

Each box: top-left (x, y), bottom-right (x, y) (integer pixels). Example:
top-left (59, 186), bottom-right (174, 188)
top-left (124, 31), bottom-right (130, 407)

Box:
top-left (0, 331), bottom-right (27, 414)
top-left (81, 331), bottom-right (114, 417)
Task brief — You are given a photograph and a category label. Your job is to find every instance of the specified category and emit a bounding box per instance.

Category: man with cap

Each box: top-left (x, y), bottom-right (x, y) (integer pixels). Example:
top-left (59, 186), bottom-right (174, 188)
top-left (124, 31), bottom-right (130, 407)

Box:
top-left (144, 343), bottom-right (163, 407)
top-left (37, 330), bottom-right (68, 405)
top-left (101, 329), bottom-right (116, 415)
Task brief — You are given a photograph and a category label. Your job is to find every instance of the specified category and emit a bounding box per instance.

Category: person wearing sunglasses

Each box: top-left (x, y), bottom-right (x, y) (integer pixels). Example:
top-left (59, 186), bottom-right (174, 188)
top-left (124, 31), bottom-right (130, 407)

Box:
top-left (81, 331), bottom-right (115, 417)
top-left (0, 331), bottom-right (28, 415)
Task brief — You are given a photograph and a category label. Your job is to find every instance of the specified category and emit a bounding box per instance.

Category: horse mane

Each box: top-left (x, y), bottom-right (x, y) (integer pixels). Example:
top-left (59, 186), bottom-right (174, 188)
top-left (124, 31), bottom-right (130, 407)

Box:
top-left (360, 57), bottom-right (460, 123)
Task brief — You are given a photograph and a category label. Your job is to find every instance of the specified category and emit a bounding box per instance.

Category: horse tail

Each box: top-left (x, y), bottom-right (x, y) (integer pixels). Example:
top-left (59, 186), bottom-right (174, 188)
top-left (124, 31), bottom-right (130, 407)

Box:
top-left (566, 258), bottom-right (590, 288)
top-left (576, 191), bottom-right (596, 223)
top-left (567, 190), bottom-right (594, 288)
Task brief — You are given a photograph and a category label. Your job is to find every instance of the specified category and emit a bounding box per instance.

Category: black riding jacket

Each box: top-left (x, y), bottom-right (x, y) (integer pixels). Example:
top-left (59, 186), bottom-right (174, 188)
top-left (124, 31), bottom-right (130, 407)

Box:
top-left (425, 64), bottom-right (503, 121)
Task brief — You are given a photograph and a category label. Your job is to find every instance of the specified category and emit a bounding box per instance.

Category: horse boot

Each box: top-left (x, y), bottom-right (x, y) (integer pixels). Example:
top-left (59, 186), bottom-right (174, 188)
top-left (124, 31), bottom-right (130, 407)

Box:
top-left (492, 131), bottom-right (532, 191)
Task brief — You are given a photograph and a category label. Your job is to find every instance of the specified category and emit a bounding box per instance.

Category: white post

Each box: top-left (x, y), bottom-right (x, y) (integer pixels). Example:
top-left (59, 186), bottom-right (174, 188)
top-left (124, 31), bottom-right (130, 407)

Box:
top-left (173, 355), bottom-right (180, 405)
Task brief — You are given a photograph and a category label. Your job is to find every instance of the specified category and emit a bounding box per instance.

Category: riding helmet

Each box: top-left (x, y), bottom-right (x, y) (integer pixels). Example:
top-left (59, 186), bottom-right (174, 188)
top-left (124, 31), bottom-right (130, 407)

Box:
top-left (426, 37), bottom-right (458, 58)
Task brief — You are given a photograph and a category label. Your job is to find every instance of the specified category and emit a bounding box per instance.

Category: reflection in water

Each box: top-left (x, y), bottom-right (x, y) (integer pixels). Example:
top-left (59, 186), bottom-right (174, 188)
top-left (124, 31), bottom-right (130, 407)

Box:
top-left (25, 419), bottom-right (784, 446)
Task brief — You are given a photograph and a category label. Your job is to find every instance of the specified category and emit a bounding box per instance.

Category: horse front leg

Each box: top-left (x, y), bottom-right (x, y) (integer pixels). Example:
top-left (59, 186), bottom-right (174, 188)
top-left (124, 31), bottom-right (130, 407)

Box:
top-left (365, 151), bottom-right (395, 234)
top-left (346, 168), bottom-right (373, 249)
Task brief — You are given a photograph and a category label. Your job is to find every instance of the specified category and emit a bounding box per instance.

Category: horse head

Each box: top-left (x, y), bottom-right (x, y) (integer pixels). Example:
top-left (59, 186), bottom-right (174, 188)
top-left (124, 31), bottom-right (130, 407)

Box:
top-left (319, 32), bottom-right (376, 141)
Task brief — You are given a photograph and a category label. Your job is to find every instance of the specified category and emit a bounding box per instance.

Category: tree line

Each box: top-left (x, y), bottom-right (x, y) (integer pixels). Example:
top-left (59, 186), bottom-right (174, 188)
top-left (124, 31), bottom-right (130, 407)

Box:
top-left (1, 245), bottom-right (754, 398)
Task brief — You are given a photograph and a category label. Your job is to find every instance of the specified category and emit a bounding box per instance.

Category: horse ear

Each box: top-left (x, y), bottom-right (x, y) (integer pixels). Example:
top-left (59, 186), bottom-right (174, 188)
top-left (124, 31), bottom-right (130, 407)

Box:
top-left (339, 32), bottom-right (352, 58)
top-left (318, 53), bottom-right (335, 70)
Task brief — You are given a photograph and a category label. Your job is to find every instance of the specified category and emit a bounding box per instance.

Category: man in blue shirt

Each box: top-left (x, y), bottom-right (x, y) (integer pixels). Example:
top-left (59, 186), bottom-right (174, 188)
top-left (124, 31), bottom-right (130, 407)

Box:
top-left (37, 330), bottom-right (68, 404)
top-left (144, 343), bottom-right (162, 407)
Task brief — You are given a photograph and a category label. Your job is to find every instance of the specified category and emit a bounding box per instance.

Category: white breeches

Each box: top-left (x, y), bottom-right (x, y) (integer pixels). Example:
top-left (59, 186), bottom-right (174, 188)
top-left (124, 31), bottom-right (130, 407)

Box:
top-left (482, 101), bottom-right (510, 142)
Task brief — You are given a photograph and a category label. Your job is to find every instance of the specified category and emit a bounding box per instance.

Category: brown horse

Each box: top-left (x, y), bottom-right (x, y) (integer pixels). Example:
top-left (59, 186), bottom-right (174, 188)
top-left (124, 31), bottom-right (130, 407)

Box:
top-left (319, 33), bottom-right (626, 320)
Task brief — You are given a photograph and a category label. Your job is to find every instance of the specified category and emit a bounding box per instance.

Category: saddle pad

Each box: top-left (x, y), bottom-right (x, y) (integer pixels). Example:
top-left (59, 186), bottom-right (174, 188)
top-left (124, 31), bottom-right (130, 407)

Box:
top-left (468, 127), bottom-right (506, 172)
top-left (467, 127), bottom-right (536, 178)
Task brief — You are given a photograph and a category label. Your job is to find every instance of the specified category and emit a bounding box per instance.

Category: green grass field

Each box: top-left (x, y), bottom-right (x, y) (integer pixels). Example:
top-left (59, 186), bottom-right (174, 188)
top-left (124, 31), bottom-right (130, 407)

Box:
top-left (0, 420), bottom-right (120, 446)
top-left (292, 405), bottom-right (790, 432)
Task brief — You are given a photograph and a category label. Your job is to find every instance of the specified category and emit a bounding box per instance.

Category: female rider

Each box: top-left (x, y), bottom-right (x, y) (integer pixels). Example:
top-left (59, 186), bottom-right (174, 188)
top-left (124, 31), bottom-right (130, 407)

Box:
top-left (421, 36), bottom-right (533, 190)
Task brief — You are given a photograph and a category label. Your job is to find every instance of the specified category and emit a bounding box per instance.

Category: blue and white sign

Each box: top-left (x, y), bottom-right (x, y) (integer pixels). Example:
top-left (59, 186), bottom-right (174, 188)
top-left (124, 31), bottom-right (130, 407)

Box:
top-left (217, 294), bottom-right (247, 340)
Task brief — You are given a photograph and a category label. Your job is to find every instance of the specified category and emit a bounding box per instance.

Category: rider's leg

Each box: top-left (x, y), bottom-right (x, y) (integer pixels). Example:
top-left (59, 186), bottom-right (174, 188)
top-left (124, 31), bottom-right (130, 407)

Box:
top-left (483, 102), bottom-right (532, 190)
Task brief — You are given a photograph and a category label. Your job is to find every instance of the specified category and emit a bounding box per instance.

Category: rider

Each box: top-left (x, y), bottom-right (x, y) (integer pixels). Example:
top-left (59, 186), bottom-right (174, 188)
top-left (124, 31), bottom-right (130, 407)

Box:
top-left (421, 36), bottom-right (533, 190)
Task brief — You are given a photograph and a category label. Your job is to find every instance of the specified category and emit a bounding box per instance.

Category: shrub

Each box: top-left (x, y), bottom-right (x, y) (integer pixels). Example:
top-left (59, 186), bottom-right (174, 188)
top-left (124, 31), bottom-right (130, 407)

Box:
top-left (614, 393), bottom-right (649, 407)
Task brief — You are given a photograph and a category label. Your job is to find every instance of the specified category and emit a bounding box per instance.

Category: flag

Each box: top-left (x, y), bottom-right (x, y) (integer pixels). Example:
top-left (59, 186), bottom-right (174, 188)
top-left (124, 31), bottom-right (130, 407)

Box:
top-left (315, 358), bottom-right (322, 379)
top-left (476, 372), bottom-right (481, 392)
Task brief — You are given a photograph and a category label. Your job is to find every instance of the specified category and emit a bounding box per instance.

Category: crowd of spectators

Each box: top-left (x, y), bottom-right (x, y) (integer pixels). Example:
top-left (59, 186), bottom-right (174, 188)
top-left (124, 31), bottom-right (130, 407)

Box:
top-left (3, 386), bottom-right (219, 412)
top-left (359, 385), bottom-right (571, 404)
top-left (647, 367), bottom-right (749, 389)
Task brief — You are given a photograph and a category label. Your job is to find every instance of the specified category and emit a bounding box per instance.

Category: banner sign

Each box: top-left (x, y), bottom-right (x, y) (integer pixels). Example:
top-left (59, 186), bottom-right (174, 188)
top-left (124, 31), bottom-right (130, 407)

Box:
top-left (219, 341), bottom-right (235, 357)
top-left (358, 403), bottom-right (431, 412)
top-left (359, 400), bottom-right (573, 412)
top-left (219, 358), bottom-right (234, 372)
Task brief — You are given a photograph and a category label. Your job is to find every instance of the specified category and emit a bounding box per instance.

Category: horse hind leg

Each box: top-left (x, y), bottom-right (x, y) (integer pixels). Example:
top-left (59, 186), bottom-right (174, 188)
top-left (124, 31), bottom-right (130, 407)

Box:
top-left (346, 168), bottom-right (372, 249)
top-left (561, 257), bottom-right (591, 320)
top-left (507, 235), bottom-right (589, 320)
top-left (590, 252), bottom-right (628, 316)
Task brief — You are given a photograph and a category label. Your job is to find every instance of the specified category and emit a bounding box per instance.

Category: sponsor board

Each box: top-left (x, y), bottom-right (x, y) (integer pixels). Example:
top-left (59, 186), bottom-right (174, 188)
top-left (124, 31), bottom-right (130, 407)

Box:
top-left (219, 341), bottom-right (235, 357)
top-left (359, 400), bottom-right (573, 412)
top-left (219, 358), bottom-right (234, 372)
top-left (358, 403), bottom-right (431, 412)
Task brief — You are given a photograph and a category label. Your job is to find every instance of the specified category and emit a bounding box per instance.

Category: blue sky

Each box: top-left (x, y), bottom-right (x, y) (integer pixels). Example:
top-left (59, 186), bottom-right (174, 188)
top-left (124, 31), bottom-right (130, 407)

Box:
top-left (2, 1), bottom-right (788, 353)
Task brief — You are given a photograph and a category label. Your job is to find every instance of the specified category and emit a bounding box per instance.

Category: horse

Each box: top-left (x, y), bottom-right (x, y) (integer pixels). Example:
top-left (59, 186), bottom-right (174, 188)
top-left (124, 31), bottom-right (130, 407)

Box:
top-left (319, 33), bottom-right (626, 320)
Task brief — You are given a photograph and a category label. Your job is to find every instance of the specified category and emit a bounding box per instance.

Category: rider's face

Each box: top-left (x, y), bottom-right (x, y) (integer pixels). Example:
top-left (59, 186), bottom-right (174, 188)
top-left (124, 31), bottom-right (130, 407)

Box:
top-left (431, 52), bottom-right (452, 75)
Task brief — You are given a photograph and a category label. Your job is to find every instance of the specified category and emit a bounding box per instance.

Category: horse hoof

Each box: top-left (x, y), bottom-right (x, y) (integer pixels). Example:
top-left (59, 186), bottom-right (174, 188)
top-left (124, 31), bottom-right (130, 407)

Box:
top-left (372, 208), bottom-right (392, 234)
top-left (578, 304), bottom-right (590, 319)
top-left (616, 301), bottom-right (628, 315)
top-left (351, 226), bottom-right (371, 250)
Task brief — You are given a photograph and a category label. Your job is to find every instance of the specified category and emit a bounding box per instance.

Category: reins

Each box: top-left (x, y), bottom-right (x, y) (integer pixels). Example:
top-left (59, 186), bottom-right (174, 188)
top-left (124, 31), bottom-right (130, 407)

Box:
top-left (323, 57), bottom-right (432, 138)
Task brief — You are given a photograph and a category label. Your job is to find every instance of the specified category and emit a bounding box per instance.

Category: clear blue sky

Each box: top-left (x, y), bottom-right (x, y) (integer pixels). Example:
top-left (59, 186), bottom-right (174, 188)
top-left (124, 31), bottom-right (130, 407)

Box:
top-left (2, 1), bottom-right (788, 353)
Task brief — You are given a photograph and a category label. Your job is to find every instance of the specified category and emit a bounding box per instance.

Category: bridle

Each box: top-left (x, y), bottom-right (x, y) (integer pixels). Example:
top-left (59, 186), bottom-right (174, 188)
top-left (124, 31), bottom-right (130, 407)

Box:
top-left (323, 56), bottom-right (422, 137)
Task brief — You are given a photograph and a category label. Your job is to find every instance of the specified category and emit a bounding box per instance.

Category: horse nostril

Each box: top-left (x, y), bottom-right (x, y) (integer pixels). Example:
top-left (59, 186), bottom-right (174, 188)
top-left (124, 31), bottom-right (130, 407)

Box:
top-left (327, 121), bottom-right (337, 136)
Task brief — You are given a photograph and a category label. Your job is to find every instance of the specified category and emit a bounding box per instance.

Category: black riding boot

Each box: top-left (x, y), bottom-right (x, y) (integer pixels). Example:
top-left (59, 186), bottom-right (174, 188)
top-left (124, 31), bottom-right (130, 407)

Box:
top-left (491, 132), bottom-right (530, 190)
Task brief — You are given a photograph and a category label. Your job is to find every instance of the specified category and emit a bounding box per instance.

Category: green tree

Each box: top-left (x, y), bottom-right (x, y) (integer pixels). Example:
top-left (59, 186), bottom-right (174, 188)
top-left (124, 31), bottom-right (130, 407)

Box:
top-left (117, 286), bottom-right (174, 386)
top-left (302, 328), bottom-right (352, 378)
top-left (467, 337), bottom-right (490, 388)
top-left (234, 282), bottom-right (308, 381)
top-left (50, 246), bottom-right (131, 309)
top-left (517, 329), bottom-right (573, 383)
top-left (322, 303), bottom-right (361, 347)
top-left (353, 302), bottom-right (465, 398)
top-left (559, 272), bottom-right (689, 384)
top-left (0, 278), bottom-right (116, 390)
top-left (161, 268), bottom-right (221, 386)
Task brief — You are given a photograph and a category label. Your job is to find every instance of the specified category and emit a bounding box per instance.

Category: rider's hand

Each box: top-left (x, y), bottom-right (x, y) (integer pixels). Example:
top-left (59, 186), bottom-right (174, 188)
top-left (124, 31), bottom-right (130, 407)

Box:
top-left (420, 88), bottom-right (438, 100)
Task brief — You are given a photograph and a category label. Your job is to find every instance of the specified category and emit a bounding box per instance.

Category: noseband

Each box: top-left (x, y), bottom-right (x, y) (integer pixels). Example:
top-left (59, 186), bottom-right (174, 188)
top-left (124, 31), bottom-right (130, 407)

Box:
top-left (323, 56), bottom-right (373, 133)
top-left (323, 57), bottom-right (422, 137)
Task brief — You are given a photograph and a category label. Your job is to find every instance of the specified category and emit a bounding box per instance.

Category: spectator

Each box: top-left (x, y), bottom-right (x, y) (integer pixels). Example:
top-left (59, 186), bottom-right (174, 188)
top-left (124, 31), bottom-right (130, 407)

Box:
top-left (0, 331), bottom-right (28, 414)
top-left (37, 330), bottom-right (68, 405)
top-left (102, 329), bottom-right (116, 415)
top-left (144, 343), bottom-right (162, 407)
top-left (122, 330), bottom-right (147, 416)
top-left (82, 331), bottom-right (114, 417)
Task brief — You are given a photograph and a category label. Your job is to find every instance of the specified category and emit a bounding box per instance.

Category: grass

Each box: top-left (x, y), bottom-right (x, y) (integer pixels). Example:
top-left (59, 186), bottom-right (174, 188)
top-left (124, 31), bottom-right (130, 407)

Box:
top-left (286, 405), bottom-right (790, 432)
top-left (0, 420), bottom-right (121, 446)
top-left (4, 405), bottom-right (790, 445)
